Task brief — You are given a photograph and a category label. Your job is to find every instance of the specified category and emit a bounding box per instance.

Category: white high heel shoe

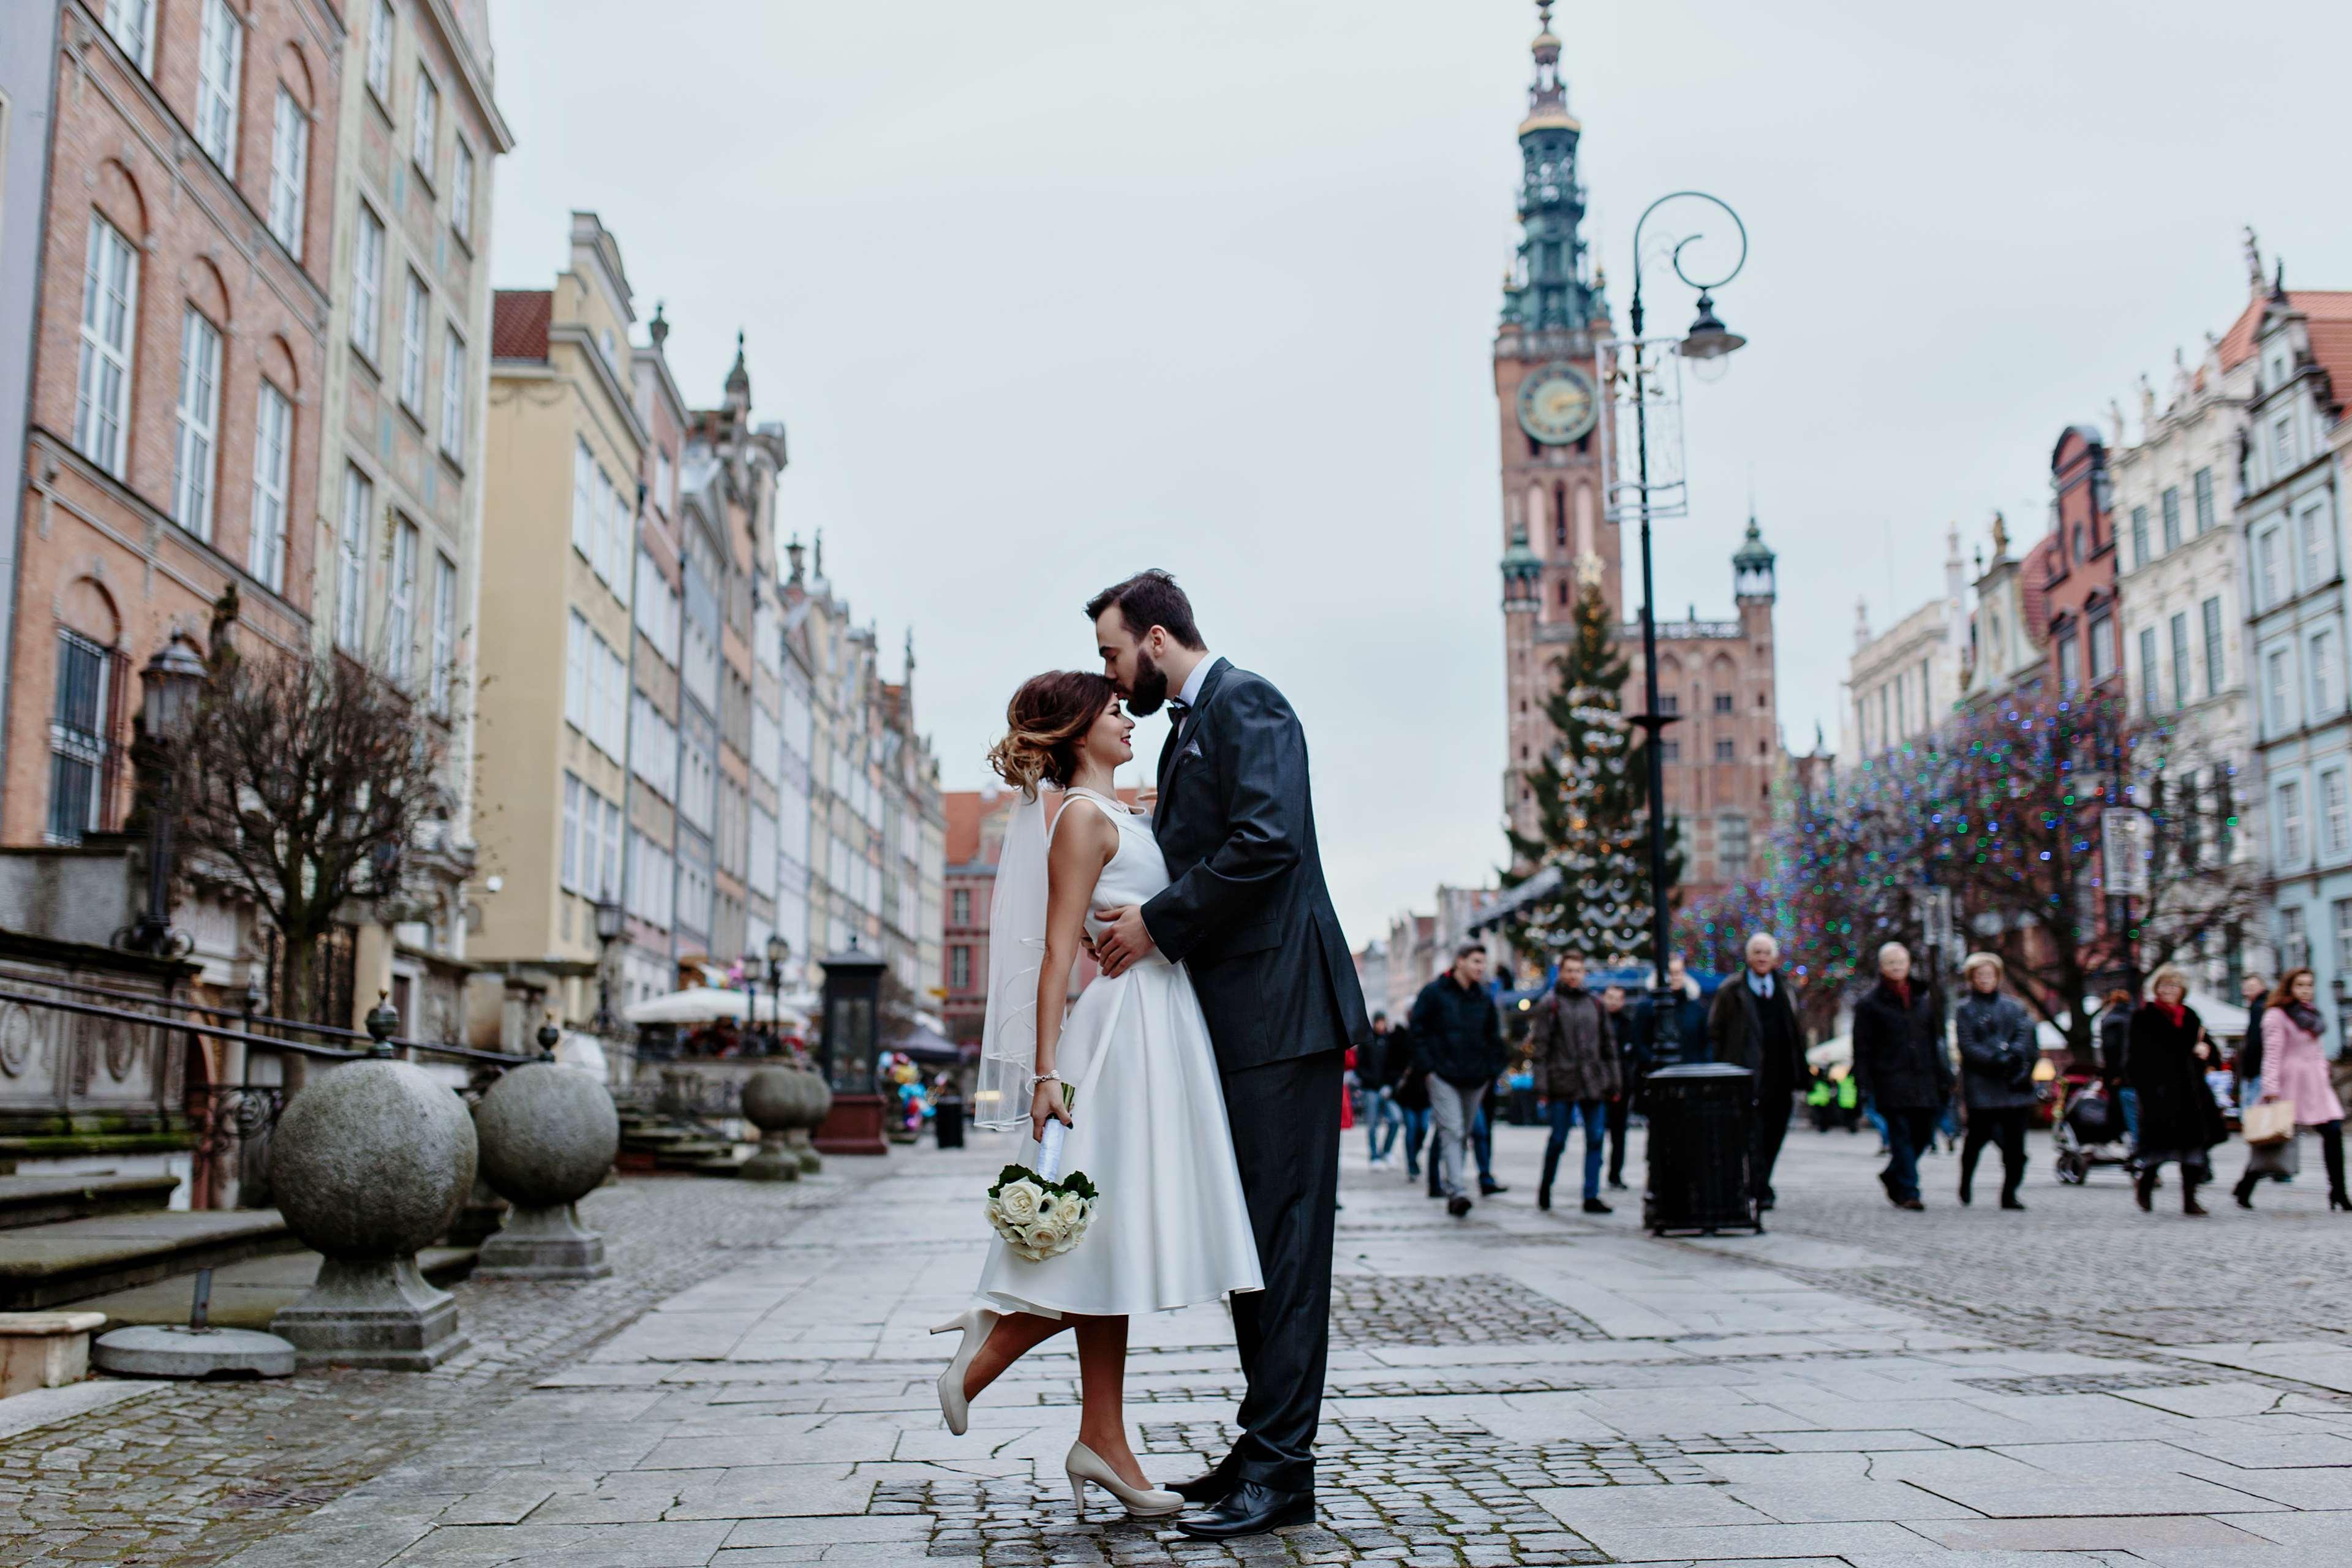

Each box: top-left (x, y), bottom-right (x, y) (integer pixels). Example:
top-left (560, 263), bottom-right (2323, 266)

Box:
top-left (1065, 1441), bottom-right (1183, 1520)
top-left (930, 1308), bottom-right (997, 1436)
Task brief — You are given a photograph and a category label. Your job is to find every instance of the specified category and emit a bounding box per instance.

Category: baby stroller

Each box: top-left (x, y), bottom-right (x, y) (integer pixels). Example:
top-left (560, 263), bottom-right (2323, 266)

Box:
top-left (2051, 1076), bottom-right (2134, 1185)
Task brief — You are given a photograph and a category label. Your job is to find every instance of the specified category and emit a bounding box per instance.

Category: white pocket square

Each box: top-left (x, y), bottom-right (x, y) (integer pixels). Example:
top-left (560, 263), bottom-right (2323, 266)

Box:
top-left (1181, 741), bottom-right (1204, 759)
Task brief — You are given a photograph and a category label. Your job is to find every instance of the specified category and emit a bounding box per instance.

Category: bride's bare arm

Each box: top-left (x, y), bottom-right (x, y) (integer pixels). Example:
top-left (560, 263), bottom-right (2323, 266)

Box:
top-left (1032, 805), bottom-right (1117, 1138)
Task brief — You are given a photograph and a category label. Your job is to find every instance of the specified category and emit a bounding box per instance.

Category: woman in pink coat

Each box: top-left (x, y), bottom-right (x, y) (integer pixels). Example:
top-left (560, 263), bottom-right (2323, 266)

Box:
top-left (2234, 968), bottom-right (2348, 1210)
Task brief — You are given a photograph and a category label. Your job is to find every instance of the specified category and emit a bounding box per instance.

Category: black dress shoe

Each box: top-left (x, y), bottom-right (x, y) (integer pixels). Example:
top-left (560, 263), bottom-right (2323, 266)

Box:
top-left (1479, 1178), bottom-right (1509, 1196)
top-left (1175, 1480), bottom-right (1314, 1540)
top-left (1446, 1194), bottom-right (1472, 1217)
top-left (1167, 1467), bottom-right (1237, 1506)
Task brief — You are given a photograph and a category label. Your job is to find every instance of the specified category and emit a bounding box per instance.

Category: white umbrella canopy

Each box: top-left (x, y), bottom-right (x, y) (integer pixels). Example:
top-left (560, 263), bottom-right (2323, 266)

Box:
top-left (623, 987), bottom-right (809, 1029)
top-left (1806, 1035), bottom-right (1852, 1070)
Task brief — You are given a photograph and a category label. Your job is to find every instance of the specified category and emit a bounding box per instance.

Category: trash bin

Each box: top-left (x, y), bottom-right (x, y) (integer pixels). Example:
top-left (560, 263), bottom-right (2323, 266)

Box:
top-left (1641, 1061), bottom-right (1761, 1235)
top-left (933, 1095), bottom-right (965, 1150)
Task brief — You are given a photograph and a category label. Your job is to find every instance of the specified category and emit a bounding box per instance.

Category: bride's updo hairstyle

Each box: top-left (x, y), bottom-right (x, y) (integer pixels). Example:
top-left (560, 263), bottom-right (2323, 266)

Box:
top-left (988, 671), bottom-right (1117, 797)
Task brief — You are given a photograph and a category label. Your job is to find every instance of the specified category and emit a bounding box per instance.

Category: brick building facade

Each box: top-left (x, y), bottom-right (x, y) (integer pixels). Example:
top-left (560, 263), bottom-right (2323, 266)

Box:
top-left (6, 0), bottom-right (345, 850)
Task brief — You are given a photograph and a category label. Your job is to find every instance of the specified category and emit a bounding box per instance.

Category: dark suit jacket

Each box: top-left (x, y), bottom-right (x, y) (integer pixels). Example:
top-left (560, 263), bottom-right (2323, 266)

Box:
top-left (1708, 973), bottom-right (1807, 1087)
top-left (1141, 658), bottom-right (1371, 1074)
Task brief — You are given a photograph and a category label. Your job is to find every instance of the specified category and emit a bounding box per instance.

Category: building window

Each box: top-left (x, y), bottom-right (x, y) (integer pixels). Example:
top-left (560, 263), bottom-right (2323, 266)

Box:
top-left (247, 382), bottom-right (291, 592)
top-left (385, 516), bottom-right (417, 685)
top-left (399, 272), bottom-right (427, 413)
top-left (46, 631), bottom-right (118, 845)
top-left (2160, 486), bottom-right (2181, 552)
top-left (1712, 692), bottom-right (1734, 714)
top-left (2201, 597), bottom-right (2224, 698)
top-left (2058, 633), bottom-right (2081, 690)
top-left (194, 0), bottom-right (242, 171)
top-left (1555, 578), bottom-right (1569, 606)
top-left (2314, 627), bottom-right (2339, 720)
top-left (2280, 903), bottom-right (2309, 970)
top-left (2324, 770), bottom-right (2350, 859)
top-left (2301, 501), bottom-right (2333, 592)
top-left (561, 774), bottom-right (582, 891)
top-left (2333, 899), bottom-right (2352, 976)
top-left (2258, 529), bottom-right (2283, 608)
top-left (266, 87), bottom-right (307, 258)
top-left (2169, 612), bottom-right (2190, 711)
top-left (351, 204), bottom-right (384, 361)
top-left (2279, 779), bottom-right (2307, 865)
top-left (2273, 413), bottom-right (2295, 475)
top-left (1711, 737), bottom-right (1733, 763)
top-left (72, 215), bottom-right (138, 478)
top-left (450, 138), bottom-right (475, 243)
top-left (2137, 627), bottom-right (2157, 716)
top-left (335, 467), bottom-right (371, 654)
top-left (1660, 740), bottom-right (1680, 763)
top-left (411, 70), bottom-right (439, 179)
top-left (2130, 505), bottom-right (2149, 566)
top-left (2193, 467), bottom-right (2215, 534)
top-left (2267, 645), bottom-right (2294, 734)
top-left (1659, 695), bottom-right (1679, 716)
top-left (1718, 813), bottom-right (1751, 880)
top-left (952, 888), bottom-right (971, 925)
top-left (171, 309), bottom-right (222, 541)
top-left (949, 946), bottom-right (971, 989)
top-left (100, 0), bottom-right (154, 71)
top-left (431, 553), bottom-right (457, 715)
top-left (439, 327), bottom-right (466, 459)
top-left (2088, 612), bottom-right (2114, 682)
top-left (366, 0), bottom-right (394, 103)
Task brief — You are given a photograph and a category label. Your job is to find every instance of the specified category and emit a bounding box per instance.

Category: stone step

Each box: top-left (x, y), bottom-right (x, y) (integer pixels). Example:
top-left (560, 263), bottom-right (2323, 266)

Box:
top-left (0, 1174), bottom-right (179, 1233)
top-left (0, 1210), bottom-right (302, 1311)
top-left (67, 1246), bottom-right (477, 1332)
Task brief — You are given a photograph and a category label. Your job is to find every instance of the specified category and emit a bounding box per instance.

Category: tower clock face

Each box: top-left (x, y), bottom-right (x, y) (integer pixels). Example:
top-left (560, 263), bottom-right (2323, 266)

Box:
top-left (1517, 362), bottom-right (1598, 445)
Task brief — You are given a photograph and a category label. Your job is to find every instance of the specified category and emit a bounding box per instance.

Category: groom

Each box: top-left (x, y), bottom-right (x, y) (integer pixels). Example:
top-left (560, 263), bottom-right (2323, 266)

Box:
top-left (1087, 570), bottom-right (1371, 1540)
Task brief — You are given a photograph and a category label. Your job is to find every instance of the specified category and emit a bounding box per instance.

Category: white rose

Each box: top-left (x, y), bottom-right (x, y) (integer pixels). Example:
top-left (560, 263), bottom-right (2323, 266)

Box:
top-left (995, 1179), bottom-right (1044, 1227)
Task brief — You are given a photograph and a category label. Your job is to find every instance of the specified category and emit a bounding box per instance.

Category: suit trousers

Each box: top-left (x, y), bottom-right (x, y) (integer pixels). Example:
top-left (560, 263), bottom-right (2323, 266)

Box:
top-left (1751, 1078), bottom-right (1794, 1201)
top-left (1428, 1077), bottom-right (1487, 1200)
top-left (1605, 1095), bottom-right (1629, 1185)
top-left (1220, 1048), bottom-right (1342, 1493)
top-left (1959, 1105), bottom-right (2029, 1200)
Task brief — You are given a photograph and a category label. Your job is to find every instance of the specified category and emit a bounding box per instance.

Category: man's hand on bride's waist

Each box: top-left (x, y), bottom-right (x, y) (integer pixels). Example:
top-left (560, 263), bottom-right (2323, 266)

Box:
top-left (1092, 905), bottom-right (1156, 978)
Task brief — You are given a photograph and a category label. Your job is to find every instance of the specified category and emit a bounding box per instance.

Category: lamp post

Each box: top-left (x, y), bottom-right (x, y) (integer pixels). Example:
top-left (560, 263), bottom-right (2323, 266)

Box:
top-left (764, 932), bottom-right (791, 1055)
top-left (126, 641), bottom-right (208, 956)
top-left (590, 889), bottom-right (624, 1036)
top-left (1616, 190), bottom-right (1748, 1065)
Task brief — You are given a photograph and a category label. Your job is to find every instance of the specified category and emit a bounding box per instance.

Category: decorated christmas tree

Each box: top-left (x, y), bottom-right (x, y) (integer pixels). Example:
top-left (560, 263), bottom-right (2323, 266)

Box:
top-left (1501, 579), bottom-right (1681, 963)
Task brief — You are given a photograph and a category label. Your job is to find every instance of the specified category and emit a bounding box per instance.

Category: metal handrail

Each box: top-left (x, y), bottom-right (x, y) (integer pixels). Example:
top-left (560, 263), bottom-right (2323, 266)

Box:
top-left (0, 984), bottom-right (530, 1066)
top-left (0, 987), bottom-right (365, 1061)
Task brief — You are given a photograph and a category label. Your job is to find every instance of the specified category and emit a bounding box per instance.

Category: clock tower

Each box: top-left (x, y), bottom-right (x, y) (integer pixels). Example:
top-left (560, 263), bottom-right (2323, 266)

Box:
top-left (1497, 2), bottom-right (1615, 839)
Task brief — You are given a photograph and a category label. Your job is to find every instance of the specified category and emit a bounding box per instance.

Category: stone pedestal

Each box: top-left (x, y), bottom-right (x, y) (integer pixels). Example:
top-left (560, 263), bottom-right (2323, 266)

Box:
top-left (273, 1257), bottom-right (469, 1370)
top-left (94, 1324), bottom-right (297, 1380)
top-left (741, 1067), bottom-right (829, 1182)
top-left (447, 1169), bottom-right (509, 1248)
top-left (266, 1055), bottom-right (478, 1370)
top-left (472, 1061), bottom-right (620, 1283)
top-left (475, 1202), bottom-right (610, 1280)
top-left (0, 1311), bottom-right (105, 1395)
top-left (815, 1092), bottom-right (889, 1156)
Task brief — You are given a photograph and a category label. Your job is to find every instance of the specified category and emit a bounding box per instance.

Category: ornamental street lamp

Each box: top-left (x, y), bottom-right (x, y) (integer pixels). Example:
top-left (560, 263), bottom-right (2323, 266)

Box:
top-left (590, 889), bottom-right (624, 1036)
top-left (764, 932), bottom-right (791, 1055)
top-left (126, 641), bottom-right (207, 957)
top-left (1614, 189), bottom-right (1748, 1066)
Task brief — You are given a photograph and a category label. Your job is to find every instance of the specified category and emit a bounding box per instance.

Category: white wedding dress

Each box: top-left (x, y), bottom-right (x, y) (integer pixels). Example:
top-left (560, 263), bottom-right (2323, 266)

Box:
top-left (973, 788), bottom-right (1263, 1319)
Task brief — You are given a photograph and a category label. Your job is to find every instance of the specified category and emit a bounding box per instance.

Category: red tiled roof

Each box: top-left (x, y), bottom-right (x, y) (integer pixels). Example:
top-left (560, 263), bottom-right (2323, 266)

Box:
top-left (2216, 290), bottom-right (2352, 371)
top-left (492, 290), bottom-right (551, 360)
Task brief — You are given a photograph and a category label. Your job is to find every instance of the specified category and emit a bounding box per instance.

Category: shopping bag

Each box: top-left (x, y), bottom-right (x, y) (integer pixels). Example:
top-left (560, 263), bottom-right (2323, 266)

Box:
top-left (2243, 1099), bottom-right (2297, 1147)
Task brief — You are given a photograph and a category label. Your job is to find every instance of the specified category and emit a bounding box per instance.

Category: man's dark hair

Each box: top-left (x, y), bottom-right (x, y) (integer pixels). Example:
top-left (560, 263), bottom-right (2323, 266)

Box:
top-left (1086, 570), bottom-right (1205, 650)
top-left (1453, 941), bottom-right (1485, 962)
top-left (1371, 1010), bottom-right (1387, 1023)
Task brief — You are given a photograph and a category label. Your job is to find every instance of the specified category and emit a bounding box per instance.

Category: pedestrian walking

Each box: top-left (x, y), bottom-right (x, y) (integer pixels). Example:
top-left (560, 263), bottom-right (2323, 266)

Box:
top-left (2234, 968), bottom-right (2350, 1211)
top-left (1953, 952), bottom-right (2035, 1211)
top-left (2236, 971), bottom-right (2270, 1123)
top-left (1706, 932), bottom-right (1806, 1211)
top-left (1600, 983), bottom-right (1634, 1190)
top-left (2098, 990), bottom-right (2138, 1150)
top-left (1389, 1024), bottom-right (1433, 1180)
top-left (1850, 943), bottom-right (1953, 1211)
top-left (1528, 952), bottom-right (1620, 1213)
top-left (1638, 955), bottom-right (1711, 1065)
top-left (1409, 943), bottom-right (1507, 1218)
top-left (2125, 965), bottom-right (2226, 1215)
top-left (1359, 1012), bottom-right (1404, 1166)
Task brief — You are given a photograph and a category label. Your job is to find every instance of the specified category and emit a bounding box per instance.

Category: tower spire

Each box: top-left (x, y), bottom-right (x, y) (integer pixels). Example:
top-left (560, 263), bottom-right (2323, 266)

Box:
top-left (1502, 1), bottom-right (1595, 331)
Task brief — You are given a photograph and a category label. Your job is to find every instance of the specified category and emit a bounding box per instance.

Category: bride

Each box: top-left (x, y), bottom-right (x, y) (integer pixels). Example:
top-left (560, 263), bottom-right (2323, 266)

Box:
top-left (934, 669), bottom-right (1262, 1520)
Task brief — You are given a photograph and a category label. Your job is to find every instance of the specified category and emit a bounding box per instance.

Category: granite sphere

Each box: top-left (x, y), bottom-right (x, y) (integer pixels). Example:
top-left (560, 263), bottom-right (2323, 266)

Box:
top-left (742, 1066), bottom-right (824, 1133)
top-left (271, 1059), bottom-right (478, 1259)
top-left (475, 1062), bottom-right (621, 1208)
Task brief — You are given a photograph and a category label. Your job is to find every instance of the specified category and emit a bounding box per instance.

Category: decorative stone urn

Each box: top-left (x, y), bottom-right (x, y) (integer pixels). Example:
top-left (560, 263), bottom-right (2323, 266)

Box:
top-left (742, 1065), bottom-right (829, 1181)
top-left (268, 998), bottom-right (477, 1370)
top-left (471, 1033), bottom-right (620, 1280)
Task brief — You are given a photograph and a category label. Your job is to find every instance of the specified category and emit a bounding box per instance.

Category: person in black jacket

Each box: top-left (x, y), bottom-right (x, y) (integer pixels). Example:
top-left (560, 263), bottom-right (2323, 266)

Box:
top-left (1953, 952), bottom-right (2037, 1210)
top-left (1600, 984), bottom-right (1635, 1190)
top-left (2125, 965), bottom-right (2226, 1215)
top-left (1408, 943), bottom-right (1507, 1218)
top-left (1087, 571), bottom-right (1370, 1538)
top-left (1706, 933), bottom-right (1807, 1210)
top-left (1358, 1012), bottom-right (1404, 1166)
top-left (1850, 943), bottom-right (1954, 1210)
top-left (2236, 970), bottom-right (2270, 1119)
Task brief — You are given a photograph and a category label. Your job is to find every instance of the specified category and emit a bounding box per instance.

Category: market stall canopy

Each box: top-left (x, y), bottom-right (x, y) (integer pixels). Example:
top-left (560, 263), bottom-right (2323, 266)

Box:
top-left (884, 1017), bottom-right (964, 1065)
top-left (1806, 1035), bottom-right (1851, 1070)
top-left (624, 987), bottom-right (809, 1029)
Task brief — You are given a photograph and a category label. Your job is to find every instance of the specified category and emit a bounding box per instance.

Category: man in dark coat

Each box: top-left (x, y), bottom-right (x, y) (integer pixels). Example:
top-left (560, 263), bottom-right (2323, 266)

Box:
top-left (1634, 954), bottom-right (1711, 1068)
top-left (1087, 571), bottom-right (1370, 1540)
top-left (1850, 942), bottom-right (1953, 1210)
top-left (1707, 932), bottom-right (1807, 1210)
top-left (1953, 952), bottom-right (2037, 1210)
top-left (1600, 983), bottom-right (1635, 1189)
top-left (1528, 952), bottom-right (1620, 1213)
top-left (1408, 944), bottom-right (1507, 1218)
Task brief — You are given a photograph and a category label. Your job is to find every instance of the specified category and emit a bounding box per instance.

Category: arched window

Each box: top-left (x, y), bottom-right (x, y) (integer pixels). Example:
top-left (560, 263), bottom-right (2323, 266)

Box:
top-left (47, 582), bottom-right (126, 845)
top-left (1553, 483), bottom-right (1568, 549)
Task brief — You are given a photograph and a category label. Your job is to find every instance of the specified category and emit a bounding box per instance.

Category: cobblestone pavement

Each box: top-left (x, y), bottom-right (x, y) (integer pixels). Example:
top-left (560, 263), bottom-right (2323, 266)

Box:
top-left (18, 1119), bottom-right (2352, 1565)
top-left (0, 1169), bottom-right (884, 1567)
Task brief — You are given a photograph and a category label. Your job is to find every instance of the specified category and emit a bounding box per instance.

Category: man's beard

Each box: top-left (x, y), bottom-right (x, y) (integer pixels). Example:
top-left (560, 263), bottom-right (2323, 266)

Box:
top-left (1125, 649), bottom-right (1171, 715)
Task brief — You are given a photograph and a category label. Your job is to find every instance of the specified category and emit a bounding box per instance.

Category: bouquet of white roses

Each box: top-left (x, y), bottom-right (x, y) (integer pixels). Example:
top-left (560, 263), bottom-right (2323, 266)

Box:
top-left (986, 1117), bottom-right (1097, 1262)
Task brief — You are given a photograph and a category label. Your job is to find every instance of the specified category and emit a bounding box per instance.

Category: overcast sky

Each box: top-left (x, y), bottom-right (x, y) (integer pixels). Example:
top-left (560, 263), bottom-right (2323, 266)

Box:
top-left (489, 1), bottom-right (2352, 948)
